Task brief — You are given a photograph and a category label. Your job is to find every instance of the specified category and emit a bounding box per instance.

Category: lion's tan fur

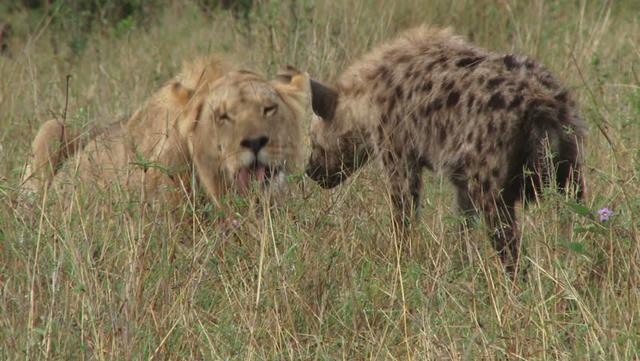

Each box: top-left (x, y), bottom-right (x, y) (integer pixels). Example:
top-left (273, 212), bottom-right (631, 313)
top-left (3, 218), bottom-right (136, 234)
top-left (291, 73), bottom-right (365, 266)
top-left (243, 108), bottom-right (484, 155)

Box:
top-left (22, 56), bottom-right (309, 207)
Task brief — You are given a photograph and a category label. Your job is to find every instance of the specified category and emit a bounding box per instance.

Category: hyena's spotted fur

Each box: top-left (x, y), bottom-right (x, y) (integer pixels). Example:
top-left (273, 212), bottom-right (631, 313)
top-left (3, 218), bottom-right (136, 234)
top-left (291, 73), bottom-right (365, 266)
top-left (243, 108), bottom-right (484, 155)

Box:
top-left (306, 26), bottom-right (586, 275)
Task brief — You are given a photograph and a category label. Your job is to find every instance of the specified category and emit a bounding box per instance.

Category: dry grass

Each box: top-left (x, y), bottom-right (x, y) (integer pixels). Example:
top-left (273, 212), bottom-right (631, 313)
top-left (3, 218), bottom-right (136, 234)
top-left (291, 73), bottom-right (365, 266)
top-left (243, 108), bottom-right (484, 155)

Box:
top-left (1, 0), bottom-right (640, 359)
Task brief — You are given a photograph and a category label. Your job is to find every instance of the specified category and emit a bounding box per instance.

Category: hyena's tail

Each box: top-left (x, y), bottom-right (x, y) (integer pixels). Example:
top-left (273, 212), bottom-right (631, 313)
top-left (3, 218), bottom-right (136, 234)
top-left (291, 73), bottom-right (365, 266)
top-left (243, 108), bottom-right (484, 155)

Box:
top-left (21, 119), bottom-right (85, 194)
top-left (522, 95), bottom-right (587, 203)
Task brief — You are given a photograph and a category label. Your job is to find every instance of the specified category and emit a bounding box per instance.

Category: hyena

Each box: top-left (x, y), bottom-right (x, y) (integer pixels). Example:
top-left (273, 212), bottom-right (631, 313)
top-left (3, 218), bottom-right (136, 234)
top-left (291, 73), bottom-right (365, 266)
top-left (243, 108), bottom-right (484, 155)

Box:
top-left (305, 26), bottom-right (586, 275)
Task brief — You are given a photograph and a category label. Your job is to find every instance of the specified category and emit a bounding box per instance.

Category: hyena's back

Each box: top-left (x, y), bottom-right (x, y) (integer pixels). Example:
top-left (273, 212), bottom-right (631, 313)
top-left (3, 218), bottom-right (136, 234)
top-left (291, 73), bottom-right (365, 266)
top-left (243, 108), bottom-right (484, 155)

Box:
top-left (343, 26), bottom-right (586, 207)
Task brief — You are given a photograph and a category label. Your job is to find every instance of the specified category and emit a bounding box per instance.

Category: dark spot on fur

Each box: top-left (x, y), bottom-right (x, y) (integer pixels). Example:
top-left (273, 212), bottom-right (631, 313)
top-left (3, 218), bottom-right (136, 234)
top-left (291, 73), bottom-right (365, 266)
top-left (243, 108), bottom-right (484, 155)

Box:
top-left (463, 153), bottom-right (473, 166)
top-left (488, 92), bottom-right (506, 110)
top-left (487, 77), bottom-right (506, 90)
top-left (420, 156), bottom-right (433, 170)
top-left (558, 105), bottom-right (568, 121)
top-left (475, 138), bottom-right (483, 152)
top-left (426, 57), bottom-right (448, 72)
top-left (540, 76), bottom-right (557, 90)
top-left (431, 98), bottom-right (443, 112)
top-left (492, 168), bottom-right (500, 178)
top-left (395, 86), bottom-right (404, 101)
top-left (482, 178), bottom-right (491, 192)
top-left (525, 60), bottom-right (535, 70)
top-left (477, 75), bottom-right (485, 85)
top-left (466, 132), bottom-right (473, 142)
top-left (421, 103), bottom-right (431, 118)
top-left (387, 95), bottom-right (397, 114)
top-left (526, 98), bottom-right (559, 129)
top-left (517, 82), bottom-right (528, 91)
top-left (396, 54), bottom-right (412, 63)
top-left (372, 65), bottom-right (391, 82)
top-left (509, 95), bottom-right (524, 109)
top-left (439, 127), bottom-right (447, 143)
top-left (425, 62), bottom-right (436, 72)
top-left (528, 99), bottom-right (544, 111)
top-left (349, 86), bottom-right (365, 97)
top-left (554, 90), bottom-right (569, 103)
top-left (497, 139), bottom-right (504, 148)
top-left (456, 56), bottom-right (485, 68)
top-left (404, 69), bottom-right (415, 80)
top-left (498, 121), bottom-right (506, 134)
top-left (459, 49), bottom-right (476, 57)
top-left (503, 55), bottom-right (519, 70)
top-left (467, 94), bottom-right (475, 110)
top-left (422, 80), bottom-right (433, 93)
top-left (447, 91), bottom-right (460, 107)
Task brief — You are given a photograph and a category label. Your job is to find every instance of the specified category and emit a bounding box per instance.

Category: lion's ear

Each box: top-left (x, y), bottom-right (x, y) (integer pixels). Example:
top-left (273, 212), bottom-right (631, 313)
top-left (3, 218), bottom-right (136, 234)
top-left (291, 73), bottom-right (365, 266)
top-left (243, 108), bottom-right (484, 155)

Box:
top-left (309, 79), bottom-right (338, 121)
top-left (171, 81), bottom-right (195, 106)
top-left (178, 98), bottom-right (205, 138)
top-left (271, 66), bottom-right (313, 117)
top-left (272, 66), bottom-right (310, 94)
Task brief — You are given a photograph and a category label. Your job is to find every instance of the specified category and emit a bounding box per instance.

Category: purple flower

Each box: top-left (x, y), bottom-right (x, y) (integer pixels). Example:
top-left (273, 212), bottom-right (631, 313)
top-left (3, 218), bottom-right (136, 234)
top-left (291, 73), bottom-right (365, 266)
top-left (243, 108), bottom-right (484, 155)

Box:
top-left (597, 207), bottom-right (612, 222)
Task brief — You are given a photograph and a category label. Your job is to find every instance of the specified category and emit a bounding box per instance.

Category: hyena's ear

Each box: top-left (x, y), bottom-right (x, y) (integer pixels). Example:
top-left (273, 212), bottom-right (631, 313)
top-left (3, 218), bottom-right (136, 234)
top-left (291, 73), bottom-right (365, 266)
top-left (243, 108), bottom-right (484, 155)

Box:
top-left (309, 79), bottom-right (338, 121)
top-left (170, 81), bottom-right (195, 107)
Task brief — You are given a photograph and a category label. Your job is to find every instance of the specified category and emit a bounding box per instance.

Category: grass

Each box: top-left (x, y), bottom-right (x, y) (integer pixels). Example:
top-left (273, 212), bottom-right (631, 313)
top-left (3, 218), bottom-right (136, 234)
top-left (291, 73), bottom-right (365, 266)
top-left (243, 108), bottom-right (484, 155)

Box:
top-left (1, 0), bottom-right (640, 359)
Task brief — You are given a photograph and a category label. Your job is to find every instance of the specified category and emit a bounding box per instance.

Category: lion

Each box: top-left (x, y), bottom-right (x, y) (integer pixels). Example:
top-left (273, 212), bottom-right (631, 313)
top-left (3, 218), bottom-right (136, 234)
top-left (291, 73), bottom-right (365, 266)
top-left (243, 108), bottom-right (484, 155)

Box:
top-left (21, 56), bottom-right (310, 209)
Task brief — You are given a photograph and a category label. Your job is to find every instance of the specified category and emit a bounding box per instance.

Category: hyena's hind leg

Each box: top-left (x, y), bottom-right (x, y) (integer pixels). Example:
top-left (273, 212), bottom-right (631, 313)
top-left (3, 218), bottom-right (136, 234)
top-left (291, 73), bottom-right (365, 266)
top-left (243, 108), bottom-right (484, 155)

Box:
top-left (22, 119), bottom-right (82, 194)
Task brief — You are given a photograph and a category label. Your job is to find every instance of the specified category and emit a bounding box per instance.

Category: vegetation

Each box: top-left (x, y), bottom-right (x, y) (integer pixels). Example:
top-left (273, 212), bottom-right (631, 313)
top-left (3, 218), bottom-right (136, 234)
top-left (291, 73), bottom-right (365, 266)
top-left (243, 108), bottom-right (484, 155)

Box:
top-left (1, 0), bottom-right (639, 359)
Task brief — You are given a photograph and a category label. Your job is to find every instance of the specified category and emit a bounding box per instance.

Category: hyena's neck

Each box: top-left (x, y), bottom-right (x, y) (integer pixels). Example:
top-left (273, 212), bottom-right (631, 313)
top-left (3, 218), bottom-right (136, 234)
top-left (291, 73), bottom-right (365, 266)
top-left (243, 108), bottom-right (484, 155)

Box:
top-left (335, 83), bottom-right (381, 143)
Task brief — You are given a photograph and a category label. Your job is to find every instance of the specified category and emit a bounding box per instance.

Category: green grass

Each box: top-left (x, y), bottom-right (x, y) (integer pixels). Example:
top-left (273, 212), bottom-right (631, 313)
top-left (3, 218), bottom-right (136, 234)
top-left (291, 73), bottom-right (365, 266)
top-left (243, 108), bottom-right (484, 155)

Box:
top-left (2, 0), bottom-right (640, 359)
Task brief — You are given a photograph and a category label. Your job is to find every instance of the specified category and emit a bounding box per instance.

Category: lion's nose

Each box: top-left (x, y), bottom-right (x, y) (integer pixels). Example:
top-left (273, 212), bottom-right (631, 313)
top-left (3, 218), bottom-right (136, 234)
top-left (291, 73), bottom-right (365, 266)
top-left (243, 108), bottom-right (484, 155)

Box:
top-left (240, 135), bottom-right (269, 154)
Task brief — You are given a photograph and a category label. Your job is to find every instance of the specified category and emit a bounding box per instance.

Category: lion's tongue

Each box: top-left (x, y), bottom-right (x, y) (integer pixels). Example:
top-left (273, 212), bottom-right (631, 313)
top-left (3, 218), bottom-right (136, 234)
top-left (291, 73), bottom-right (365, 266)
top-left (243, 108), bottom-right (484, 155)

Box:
top-left (255, 165), bottom-right (266, 183)
top-left (236, 165), bottom-right (267, 193)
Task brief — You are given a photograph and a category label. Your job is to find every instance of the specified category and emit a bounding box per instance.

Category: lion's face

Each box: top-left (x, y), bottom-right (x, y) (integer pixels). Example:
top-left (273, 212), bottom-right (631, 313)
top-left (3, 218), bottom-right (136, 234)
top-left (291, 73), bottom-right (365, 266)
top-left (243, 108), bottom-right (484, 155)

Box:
top-left (186, 70), bottom-right (308, 196)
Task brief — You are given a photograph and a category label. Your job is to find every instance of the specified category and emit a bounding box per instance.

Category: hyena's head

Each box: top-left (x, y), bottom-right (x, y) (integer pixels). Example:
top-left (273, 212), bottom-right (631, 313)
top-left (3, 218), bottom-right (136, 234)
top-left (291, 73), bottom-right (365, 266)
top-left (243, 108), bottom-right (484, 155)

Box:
top-left (305, 79), bottom-right (370, 189)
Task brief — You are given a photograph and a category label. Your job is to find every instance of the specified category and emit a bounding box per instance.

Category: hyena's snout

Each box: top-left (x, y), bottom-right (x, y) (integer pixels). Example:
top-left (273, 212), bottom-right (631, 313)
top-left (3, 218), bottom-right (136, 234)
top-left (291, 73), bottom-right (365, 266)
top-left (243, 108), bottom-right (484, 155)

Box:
top-left (305, 148), bottom-right (345, 189)
top-left (305, 160), bottom-right (345, 189)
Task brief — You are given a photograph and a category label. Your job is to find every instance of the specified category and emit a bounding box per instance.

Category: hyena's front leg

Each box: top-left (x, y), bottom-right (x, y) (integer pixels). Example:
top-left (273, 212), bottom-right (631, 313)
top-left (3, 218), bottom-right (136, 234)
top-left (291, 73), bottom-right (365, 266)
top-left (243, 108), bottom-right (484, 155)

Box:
top-left (382, 151), bottom-right (423, 237)
top-left (451, 179), bottom-right (480, 228)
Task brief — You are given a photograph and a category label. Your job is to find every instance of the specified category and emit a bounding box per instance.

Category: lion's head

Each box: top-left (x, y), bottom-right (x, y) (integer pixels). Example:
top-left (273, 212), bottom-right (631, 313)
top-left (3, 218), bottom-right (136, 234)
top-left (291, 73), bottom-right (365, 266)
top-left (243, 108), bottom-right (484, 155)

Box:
top-left (177, 67), bottom-right (310, 200)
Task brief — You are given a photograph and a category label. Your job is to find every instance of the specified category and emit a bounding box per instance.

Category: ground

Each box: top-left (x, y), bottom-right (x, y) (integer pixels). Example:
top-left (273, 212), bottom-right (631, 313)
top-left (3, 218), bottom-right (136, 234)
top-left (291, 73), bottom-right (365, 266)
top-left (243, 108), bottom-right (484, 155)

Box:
top-left (1, 1), bottom-right (639, 359)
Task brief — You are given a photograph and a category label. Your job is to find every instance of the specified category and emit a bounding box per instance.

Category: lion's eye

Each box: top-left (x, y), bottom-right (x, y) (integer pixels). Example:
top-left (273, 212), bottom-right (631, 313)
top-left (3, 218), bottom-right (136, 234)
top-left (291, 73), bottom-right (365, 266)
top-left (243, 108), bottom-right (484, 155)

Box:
top-left (264, 104), bottom-right (278, 117)
top-left (217, 112), bottom-right (231, 124)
